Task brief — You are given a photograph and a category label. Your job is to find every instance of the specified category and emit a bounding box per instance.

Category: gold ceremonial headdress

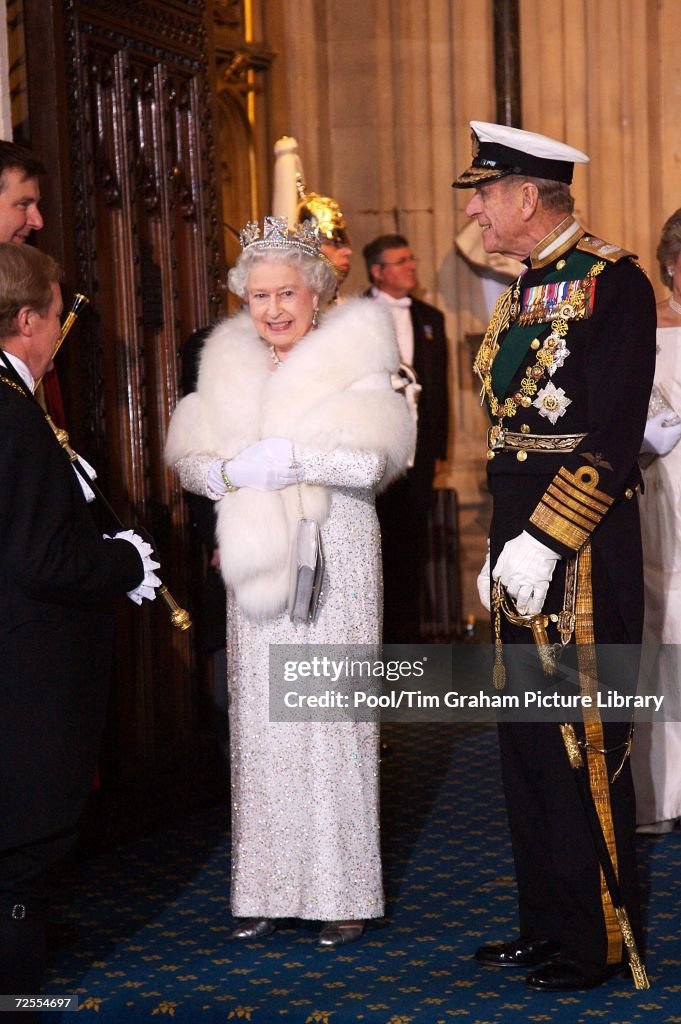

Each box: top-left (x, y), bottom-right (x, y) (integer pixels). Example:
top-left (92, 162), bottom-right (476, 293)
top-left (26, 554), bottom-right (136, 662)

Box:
top-left (295, 176), bottom-right (350, 245)
top-left (271, 136), bottom-right (350, 245)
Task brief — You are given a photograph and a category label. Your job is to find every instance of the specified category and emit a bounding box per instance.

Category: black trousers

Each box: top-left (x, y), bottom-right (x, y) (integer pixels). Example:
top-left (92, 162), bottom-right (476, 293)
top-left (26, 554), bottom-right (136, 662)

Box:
top-left (0, 827), bottom-right (78, 1002)
top-left (497, 719), bottom-right (642, 968)
top-left (377, 474), bottom-right (430, 644)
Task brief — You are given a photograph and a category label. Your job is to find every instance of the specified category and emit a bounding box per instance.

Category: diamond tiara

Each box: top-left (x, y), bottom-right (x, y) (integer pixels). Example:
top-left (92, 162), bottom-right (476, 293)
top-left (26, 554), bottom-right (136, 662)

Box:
top-left (239, 215), bottom-right (323, 257)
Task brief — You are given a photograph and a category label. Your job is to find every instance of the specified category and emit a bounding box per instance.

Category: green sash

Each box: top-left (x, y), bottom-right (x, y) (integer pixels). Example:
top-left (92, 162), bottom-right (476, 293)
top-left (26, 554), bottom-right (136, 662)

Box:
top-left (490, 249), bottom-right (598, 401)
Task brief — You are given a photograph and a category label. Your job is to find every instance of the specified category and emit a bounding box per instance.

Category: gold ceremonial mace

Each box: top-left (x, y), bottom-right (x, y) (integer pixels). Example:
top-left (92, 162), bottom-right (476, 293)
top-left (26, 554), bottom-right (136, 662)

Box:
top-left (35, 292), bottom-right (191, 631)
top-left (34, 292), bottom-right (90, 388)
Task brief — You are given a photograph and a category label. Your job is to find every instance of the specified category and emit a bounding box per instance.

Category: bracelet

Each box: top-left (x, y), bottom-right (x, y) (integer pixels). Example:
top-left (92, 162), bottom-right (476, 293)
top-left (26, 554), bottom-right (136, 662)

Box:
top-left (220, 460), bottom-right (239, 493)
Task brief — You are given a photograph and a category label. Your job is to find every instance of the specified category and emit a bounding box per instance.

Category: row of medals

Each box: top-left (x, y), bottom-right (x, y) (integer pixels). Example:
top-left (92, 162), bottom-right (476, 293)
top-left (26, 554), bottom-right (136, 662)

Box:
top-left (484, 272), bottom-right (592, 462)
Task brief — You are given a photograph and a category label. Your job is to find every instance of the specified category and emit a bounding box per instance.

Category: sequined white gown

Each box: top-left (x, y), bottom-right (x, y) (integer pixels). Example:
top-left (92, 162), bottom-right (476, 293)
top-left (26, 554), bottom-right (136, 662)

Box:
top-left (167, 298), bottom-right (417, 921)
top-left (179, 447), bottom-right (385, 920)
top-left (632, 326), bottom-right (681, 825)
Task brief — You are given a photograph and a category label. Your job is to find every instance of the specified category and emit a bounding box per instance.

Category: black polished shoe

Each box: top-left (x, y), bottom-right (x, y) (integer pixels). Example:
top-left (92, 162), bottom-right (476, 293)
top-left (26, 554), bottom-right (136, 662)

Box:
top-left (475, 937), bottom-right (560, 968)
top-left (525, 956), bottom-right (624, 991)
top-left (230, 917), bottom-right (276, 940)
top-left (318, 920), bottom-right (365, 948)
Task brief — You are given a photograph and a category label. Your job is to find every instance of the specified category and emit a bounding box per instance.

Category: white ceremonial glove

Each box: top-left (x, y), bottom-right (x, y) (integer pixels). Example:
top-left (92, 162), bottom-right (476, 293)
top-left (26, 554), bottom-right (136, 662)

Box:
top-left (73, 452), bottom-right (97, 503)
top-left (235, 437), bottom-right (295, 463)
top-left (477, 542), bottom-right (492, 612)
top-left (209, 437), bottom-right (301, 492)
top-left (390, 366), bottom-right (422, 469)
top-left (492, 530), bottom-right (560, 616)
top-left (640, 409), bottom-right (681, 457)
top-left (110, 529), bottom-right (162, 605)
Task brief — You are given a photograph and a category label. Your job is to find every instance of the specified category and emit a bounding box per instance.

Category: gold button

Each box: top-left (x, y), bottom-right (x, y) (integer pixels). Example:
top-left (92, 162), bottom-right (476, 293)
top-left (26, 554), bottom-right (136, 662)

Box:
top-left (520, 424), bottom-right (531, 434)
top-left (530, 339), bottom-right (541, 350)
top-left (516, 450), bottom-right (527, 462)
top-left (521, 396), bottom-right (532, 408)
top-left (556, 259), bottom-right (566, 270)
top-left (487, 449), bottom-right (496, 460)
top-left (624, 487), bottom-right (634, 499)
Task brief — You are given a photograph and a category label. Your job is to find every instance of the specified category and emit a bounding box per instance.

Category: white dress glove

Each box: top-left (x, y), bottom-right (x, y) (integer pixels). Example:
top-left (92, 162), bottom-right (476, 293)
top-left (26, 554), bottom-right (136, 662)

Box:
top-left (110, 529), bottom-right (162, 605)
top-left (492, 530), bottom-right (560, 616)
top-left (477, 542), bottom-right (491, 612)
top-left (640, 409), bottom-right (681, 456)
top-left (390, 364), bottom-right (421, 469)
top-left (208, 437), bottom-right (300, 493)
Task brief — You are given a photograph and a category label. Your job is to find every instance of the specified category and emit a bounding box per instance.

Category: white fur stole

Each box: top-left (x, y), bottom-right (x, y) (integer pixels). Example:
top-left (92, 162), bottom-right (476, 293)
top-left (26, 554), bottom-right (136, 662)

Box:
top-left (165, 298), bottom-right (415, 619)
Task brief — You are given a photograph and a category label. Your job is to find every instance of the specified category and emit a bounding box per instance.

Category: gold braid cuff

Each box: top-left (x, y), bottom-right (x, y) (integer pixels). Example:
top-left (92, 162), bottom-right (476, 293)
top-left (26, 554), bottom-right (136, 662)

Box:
top-left (530, 466), bottom-right (613, 551)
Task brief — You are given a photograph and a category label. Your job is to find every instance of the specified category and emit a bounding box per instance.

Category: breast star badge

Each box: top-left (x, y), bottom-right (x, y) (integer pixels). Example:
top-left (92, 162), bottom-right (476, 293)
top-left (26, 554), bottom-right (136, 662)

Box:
top-left (533, 381), bottom-right (571, 425)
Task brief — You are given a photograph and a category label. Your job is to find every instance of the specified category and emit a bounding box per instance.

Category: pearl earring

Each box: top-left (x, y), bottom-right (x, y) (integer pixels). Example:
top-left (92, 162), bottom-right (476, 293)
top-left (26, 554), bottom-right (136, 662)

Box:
top-left (312, 307), bottom-right (319, 329)
top-left (668, 266), bottom-right (674, 277)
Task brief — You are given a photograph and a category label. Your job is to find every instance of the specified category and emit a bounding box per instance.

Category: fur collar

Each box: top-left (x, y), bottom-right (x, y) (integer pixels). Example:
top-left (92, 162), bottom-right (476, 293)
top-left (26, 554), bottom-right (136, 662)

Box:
top-left (166, 297), bottom-right (415, 619)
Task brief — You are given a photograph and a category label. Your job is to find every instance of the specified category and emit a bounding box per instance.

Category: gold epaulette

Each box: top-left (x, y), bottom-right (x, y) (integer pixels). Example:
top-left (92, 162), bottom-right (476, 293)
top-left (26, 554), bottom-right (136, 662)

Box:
top-left (577, 235), bottom-right (636, 263)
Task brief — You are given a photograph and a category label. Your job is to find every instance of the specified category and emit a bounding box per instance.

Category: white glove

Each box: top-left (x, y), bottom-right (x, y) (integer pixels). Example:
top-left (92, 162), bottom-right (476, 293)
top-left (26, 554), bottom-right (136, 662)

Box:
top-left (492, 530), bottom-right (560, 615)
top-left (208, 437), bottom-right (300, 492)
top-left (640, 409), bottom-right (681, 456)
top-left (390, 365), bottom-right (421, 469)
top-left (477, 543), bottom-right (491, 612)
top-left (111, 529), bottom-right (162, 605)
top-left (73, 452), bottom-right (97, 503)
top-left (235, 437), bottom-right (296, 464)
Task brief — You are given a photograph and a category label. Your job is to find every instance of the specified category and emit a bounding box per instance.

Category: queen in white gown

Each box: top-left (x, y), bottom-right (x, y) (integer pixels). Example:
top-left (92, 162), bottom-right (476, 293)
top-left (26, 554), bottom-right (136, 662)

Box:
top-left (632, 210), bottom-right (681, 833)
top-left (165, 217), bottom-right (415, 944)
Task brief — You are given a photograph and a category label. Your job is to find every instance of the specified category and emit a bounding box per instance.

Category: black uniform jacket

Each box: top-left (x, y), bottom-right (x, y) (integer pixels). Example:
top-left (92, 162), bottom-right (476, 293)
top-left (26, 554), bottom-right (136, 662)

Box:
top-left (0, 376), bottom-right (144, 850)
top-left (486, 238), bottom-right (656, 643)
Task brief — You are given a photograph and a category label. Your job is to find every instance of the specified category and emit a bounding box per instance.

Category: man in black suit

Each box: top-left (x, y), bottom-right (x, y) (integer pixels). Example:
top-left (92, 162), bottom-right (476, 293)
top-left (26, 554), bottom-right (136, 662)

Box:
top-left (0, 244), bottom-right (160, 1001)
top-left (363, 234), bottom-right (449, 642)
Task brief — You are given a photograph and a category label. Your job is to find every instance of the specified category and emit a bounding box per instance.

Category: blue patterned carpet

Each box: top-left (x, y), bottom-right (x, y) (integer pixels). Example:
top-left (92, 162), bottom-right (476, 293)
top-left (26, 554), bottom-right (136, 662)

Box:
top-left (45, 724), bottom-right (681, 1023)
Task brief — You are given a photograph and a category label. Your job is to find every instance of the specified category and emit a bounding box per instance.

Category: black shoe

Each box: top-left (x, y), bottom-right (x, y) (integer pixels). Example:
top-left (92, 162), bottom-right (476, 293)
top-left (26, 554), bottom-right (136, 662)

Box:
top-left (230, 917), bottom-right (276, 940)
top-left (318, 920), bottom-right (365, 948)
top-left (475, 937), bottom-right (560, 968)
top-left (525, 956), bottom-right (623, 991)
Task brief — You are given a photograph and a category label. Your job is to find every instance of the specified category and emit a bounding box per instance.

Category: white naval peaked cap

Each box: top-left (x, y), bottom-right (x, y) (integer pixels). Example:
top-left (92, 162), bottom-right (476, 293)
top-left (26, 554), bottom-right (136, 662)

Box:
top-left (453, 121), bottom-right (589, 188)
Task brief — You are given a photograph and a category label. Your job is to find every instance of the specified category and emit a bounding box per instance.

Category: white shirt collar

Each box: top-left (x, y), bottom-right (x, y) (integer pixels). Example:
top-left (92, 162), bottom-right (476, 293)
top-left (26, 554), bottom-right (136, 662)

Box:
top-left (371, 286), bottom-right (412, 309)
top-left (0, 350), bottom-right (34, 391)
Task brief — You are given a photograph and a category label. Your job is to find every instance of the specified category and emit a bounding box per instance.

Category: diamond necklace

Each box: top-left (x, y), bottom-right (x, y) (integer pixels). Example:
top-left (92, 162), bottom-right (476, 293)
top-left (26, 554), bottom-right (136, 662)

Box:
top-left (669, 295), bottom-right (681, 316)
top-left (268, 344), bottom-right (282, 367)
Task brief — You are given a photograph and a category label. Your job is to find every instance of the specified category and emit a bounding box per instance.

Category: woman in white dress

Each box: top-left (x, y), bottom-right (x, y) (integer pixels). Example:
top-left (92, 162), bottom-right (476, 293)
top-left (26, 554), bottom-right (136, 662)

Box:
top-left (632, 208), bottom-right (681, 833)
top-left (165, 217), bottom-right (415, 944)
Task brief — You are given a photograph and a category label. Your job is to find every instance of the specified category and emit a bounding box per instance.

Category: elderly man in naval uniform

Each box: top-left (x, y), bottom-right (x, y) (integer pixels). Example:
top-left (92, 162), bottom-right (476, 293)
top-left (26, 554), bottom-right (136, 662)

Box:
top-left (453, 121), bottom-right (655, 991)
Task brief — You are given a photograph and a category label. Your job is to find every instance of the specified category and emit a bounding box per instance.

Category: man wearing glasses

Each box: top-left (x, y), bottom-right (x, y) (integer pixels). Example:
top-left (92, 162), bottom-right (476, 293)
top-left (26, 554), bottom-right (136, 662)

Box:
top-left (363, 234), bottom-right (449, 643)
